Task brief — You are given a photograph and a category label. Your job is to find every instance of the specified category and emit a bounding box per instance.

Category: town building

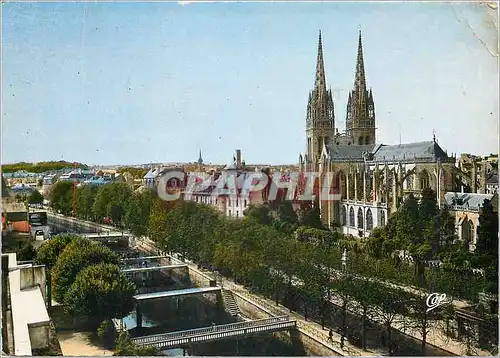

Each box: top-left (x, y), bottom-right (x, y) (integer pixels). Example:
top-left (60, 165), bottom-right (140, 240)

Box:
top-left (298, 31), bottom-right (481, 237)
top-left (444, 192), bottom-right (498, 251)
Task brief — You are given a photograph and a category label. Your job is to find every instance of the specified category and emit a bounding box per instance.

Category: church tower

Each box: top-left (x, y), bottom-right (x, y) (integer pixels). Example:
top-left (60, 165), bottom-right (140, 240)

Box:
top-left (346, 30), bottom-right (376, 145)
top-left (306, 31), bottom-right (335, 171)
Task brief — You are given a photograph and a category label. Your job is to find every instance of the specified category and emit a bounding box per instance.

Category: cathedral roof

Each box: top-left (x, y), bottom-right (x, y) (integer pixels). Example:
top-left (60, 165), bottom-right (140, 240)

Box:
top-left (326, 140), bottom-right (449, 163)
top-left (326, 143), bottom-right (376, 160)
top-left (372, 141), bottom-right (448, 162)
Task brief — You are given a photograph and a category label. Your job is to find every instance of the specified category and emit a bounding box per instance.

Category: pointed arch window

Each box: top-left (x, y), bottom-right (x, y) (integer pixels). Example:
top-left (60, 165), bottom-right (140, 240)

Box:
top-left (341, 206), bottom-right (347, 226)
top-left (349, 207), bottom-right (355, 227)
top-left (419, 170), bottom-right (430, 190)
top-left (357, 208), bottom-right (364, 229)
top-left (366, 209), bottom-right (373, 230)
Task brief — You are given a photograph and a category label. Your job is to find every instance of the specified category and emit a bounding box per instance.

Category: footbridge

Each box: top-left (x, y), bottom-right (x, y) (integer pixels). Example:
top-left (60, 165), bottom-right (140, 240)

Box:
top-left (81, 232), bottom-right (127, 240)
top-left (131, 316), bottom-right (296, 349)
top-left (121, 264), bottom-right (188, 274)
top-left (134, 286), bottom-right (221, 301)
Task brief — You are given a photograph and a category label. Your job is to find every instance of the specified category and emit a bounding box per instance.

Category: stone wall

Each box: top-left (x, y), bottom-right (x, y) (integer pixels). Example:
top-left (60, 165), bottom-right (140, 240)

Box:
top-left (20, 265), bottom-right (47, 303)
top-left (28, 323), bottom-right (50, 350)
top-left (231, 291), bottom-right (340, 356)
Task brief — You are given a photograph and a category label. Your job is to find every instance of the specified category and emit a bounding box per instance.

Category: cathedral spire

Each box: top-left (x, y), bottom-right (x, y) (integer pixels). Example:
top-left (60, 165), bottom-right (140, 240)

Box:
top-left (314, 30), bottom-right (327, 94)
top-left (346, 29), bottom-right (376, 145)
top-left (306, 30), bottom-right (335, 172)
top-left (198, 149), bottom-right (203, 166)
top-left (354, 29), bottom-right (367, 93)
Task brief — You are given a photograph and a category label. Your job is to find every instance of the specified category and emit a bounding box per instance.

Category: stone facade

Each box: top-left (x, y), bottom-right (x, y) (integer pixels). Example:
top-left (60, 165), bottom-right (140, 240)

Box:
top-left (299, 31), bottom-right (464, 236)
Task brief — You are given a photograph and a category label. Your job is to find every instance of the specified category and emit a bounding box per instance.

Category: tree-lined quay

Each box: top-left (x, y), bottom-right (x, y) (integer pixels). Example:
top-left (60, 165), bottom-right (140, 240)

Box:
top-left (48, 180), bottom-right (498, 355)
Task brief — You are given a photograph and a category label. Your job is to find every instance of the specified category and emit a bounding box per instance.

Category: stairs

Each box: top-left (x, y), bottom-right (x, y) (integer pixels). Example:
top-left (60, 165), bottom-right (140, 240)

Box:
top-left (222, 289), bottom-right (240, 317)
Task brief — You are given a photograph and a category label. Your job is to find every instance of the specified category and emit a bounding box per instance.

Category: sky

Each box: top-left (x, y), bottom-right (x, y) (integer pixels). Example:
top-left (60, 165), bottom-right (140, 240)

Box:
top-left (1, 1), bottom-right (498, 166)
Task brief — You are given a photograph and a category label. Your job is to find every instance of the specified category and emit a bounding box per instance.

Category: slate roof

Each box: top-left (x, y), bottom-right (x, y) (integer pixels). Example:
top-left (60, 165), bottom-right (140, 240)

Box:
top-left (372, 141), bottom-right (448, 162)
top-left (444, 192), bottom-right (495, 211)
top-left (487, 172), bottom-right (498, 185)
top-left (326, 140), bottom-right (448, 163)
top-left (326, 143), bottom-right (376, 160)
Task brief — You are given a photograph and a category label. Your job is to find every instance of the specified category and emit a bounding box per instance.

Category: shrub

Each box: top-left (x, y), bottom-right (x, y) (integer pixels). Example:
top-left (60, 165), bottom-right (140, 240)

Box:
top-left (52, 238), bottom-right (119, 302)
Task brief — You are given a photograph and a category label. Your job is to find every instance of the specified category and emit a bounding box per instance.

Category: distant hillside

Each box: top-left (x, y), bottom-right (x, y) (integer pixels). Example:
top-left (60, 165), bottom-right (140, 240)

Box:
top-left (1, 161), bottom-right (88, 174)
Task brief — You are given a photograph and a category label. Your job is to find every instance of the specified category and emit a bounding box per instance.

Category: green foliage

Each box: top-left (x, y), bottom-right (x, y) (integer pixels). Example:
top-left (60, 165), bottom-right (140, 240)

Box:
top-left (1, 161), bottom-right (87, 174)
top-left (28, 189), bottom-right (44, 205)
top-left (96, 320), bottom-right (116, 348)
top-left (116, 167), bottom-right (148, 179)
top-left (295, 226), bottom-right (339, 246)
top-left (243, 204), bottom-right (272, 226)
top-left (299, 200), bottom-right (324, 229)
top-left (114, 331), bottom-right (161, 356)
top-left (1, 175), bottom-right (9, 198)
top-left (52, 238), bottom-right (119, 302)
top-left (64, 264), bottom-right (135, 325)
top-left (76, 185), bottom-right (98, 221)
top-left (49, 181), bottom-right (74, 215)
top-left (123, 189), bottom-right (155, 237)
top-left (92, 183), bottom-right (132, 225)
top-left (474, 199), bottom-right (498, 293)
top-left (16, 242), bottom-right (36, 261)
top-left (35, 234), bottom-right (77, 270)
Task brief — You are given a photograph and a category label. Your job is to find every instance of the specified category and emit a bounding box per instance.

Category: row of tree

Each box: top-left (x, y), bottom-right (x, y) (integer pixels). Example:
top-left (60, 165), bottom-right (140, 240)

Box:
top-left (48, 180), bottom-right (497, 299)
top-left (2, 161), bottom-right (87, 173)
top-left (47, 181), bottom-right (498, 354)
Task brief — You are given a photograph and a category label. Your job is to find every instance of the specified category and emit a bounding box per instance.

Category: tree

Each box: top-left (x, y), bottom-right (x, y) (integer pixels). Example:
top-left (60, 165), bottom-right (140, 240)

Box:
top-left (299, 199), bottom-right (324, 229)
top-left (51, 238), bottom-right (119, 302)
top-left (347, 278), bottom-right (382, 350)
top-left (64, 263), bottom-right (136, 327)
top-left (407, 293), bottom-right (442, 355)
top-left (1, 175), bottom-right (9, 196)
top-left (76, 185), bottom-right (98, 221)
top-left (28, 189), bottom-right (44, 205)
top-left (474, 198), bottom-right (498, 293)
top-left (35, 234), bottom-right (77, 270)
top-left (49, 181), bottom-right (73, 215)
top-left (372, 287), bottom-right (412, 355)
top-left (243, 204), bottom-right (272, 226)
top-left (114, 331), bottom-right (161, 356)
top-left (124, 189), bottom-right (155, 237)
top-left (16, 241), bottom-right (36, 261)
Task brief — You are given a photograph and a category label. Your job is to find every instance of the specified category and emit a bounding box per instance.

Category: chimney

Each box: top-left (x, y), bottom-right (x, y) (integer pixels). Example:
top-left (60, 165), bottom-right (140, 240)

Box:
top-left (236, 149), bottom-right (242, 169)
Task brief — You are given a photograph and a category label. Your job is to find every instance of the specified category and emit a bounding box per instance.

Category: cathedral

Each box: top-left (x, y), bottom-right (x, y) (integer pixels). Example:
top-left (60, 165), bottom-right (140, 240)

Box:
top-left (299, 31), bottom-right (467, 237)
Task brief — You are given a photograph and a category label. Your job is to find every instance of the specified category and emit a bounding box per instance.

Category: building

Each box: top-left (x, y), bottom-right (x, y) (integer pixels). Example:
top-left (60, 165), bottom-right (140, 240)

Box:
top-left (1, 252), bottom-right (51, 355)
top-left (41, 174), bottom-right (59, 196)
top-left (299, 31), bottom-right (469, 237)
top-left (185, 149), bottom-right (275, 218)
top-left (444, 192), bottom-right (498, 251)
top-left (485, 171), bottom-right (498, 194)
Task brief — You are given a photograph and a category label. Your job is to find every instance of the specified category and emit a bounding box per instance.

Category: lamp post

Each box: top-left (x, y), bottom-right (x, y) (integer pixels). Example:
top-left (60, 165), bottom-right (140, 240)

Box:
top-left (341, 248), bottom-right (348, 273)
top-left (340, 248), bottom-right (348, 349)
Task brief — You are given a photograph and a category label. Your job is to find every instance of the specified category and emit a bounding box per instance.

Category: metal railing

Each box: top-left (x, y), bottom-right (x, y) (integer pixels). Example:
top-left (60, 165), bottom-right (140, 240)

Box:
top-left (133, 318), bottom-right (296, 348)
top-left (121, 264), bottom-right (187, 273)
top-left (132, 316), bottom-right (292, 346)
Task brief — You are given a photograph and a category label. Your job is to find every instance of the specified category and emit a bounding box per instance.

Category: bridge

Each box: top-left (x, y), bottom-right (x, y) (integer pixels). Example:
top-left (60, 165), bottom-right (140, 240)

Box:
top-left (121, 255), bottom-right (170, 262)
top-left (134, 286), bottom-right (221, 301)
top-left (81, 232), bottom-right (126, 240)
top-left (131, 316), bottom-right (296, 349)
top-left (121, 264), bottom-right (188, 274)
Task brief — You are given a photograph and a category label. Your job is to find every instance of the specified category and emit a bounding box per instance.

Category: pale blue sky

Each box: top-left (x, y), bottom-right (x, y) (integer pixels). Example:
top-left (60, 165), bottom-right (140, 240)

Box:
top-left (2, 2), bottom-right (498, 165)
